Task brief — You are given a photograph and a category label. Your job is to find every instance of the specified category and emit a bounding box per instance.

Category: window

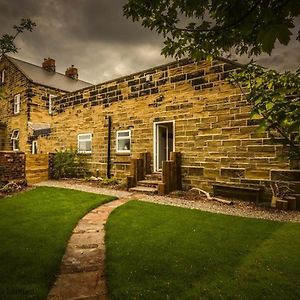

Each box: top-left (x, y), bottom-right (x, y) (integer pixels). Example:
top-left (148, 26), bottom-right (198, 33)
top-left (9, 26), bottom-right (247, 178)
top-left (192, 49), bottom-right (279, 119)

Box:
top-left (1, 69), bottom-right (5, 84)
top-left (77, 133), bottom-right (92, 154)
top-left (11, 129), bottom-right (19, 151)
top-left (13, 94), bottom-right (21, 114)
top-left (116, 130), bottom-right (131, 153)
top-left (32, 140), bottom-right (38, 154)
top-left (49, 94), bottom-right (56, 114)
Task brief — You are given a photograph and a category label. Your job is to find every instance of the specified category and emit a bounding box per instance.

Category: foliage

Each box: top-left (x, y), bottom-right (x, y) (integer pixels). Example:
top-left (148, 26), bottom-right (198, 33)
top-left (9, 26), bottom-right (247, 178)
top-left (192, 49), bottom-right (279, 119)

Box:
top-left (106, 201), bottom-right (300, 300)
top-left (124, 0), bottom-right (300, 60)
top-left (101, 177), bottom-right (119, 185)
top-left (0, 187), bottom-right (115, 300)
top-left (229, 64), bottom-right (300, 160)
top-left (0, 18), bottom-right (36, 57)
top-left (52, 149), bottom-right (88, 179)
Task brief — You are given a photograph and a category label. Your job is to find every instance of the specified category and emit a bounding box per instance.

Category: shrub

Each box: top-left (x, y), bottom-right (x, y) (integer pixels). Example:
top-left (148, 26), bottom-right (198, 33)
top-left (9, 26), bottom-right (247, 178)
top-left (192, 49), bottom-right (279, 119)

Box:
top-left (52, 150), bottom-right (88, 179)
top-left (101, 177), bottom-right (119, 185)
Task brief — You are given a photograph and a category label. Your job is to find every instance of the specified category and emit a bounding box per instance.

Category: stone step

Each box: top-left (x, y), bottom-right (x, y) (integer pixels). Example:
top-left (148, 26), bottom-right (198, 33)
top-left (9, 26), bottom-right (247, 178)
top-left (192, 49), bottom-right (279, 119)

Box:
top-left (129, 186), bottom-right (158, 194)
top-left (145, 173), bottom-right (162, 181)
top-left (137, 179), bottom-right (162, 187)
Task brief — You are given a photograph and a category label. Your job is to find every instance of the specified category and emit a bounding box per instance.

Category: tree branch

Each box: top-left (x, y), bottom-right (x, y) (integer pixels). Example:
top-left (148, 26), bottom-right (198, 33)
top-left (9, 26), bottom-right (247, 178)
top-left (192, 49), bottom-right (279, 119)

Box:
top-left (170, 0), bottom-right (263, 33)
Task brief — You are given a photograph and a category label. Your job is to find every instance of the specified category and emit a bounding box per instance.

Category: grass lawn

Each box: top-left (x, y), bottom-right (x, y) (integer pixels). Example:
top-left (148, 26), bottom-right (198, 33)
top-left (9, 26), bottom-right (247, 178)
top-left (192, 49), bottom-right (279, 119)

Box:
top-left (105, 201), bottom-right (300, 300)
top-left (0, 187), bottom-right (115, 300)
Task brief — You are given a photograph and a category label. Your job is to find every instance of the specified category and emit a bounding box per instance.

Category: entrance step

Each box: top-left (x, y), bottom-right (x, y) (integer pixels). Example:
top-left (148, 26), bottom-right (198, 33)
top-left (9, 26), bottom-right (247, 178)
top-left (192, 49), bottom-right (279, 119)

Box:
top-left (129, 186), bottom-right (158, 194)
top-left (137, 179), bottom-right (162, 188)
top-left (145, 173), bottom-right (162, 181)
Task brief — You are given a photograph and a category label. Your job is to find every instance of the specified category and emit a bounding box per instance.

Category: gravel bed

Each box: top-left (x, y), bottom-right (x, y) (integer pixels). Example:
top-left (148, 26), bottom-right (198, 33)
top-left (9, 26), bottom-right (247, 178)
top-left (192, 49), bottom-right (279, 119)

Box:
top-left (35, 180), bottom-right (130, 199)
top-left (35, 180), bottom-right (300, 223)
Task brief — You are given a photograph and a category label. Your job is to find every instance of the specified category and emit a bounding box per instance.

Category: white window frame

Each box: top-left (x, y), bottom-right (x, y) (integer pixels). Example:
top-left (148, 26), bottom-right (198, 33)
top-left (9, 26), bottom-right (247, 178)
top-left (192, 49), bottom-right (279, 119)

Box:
top-left (11, 129), bottom-right (20, 151)
top-left (49, 94), bottom-right (56, 115)
top-left (77, 133), bottom-right (92, 154)
top-left (116, 130), bottom-right (131, 153)
top-left (32, 140), bottom-right (38, 154)
top-left (1, 69), bottom-right (5, 84)
top-left (13, 94), bottom-right (21, 114)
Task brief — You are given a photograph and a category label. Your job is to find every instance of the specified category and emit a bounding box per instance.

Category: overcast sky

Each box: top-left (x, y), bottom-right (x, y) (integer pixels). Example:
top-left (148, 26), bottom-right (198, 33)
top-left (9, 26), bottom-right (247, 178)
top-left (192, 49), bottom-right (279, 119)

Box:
top-left (1, 0), bottom-right (299, 84)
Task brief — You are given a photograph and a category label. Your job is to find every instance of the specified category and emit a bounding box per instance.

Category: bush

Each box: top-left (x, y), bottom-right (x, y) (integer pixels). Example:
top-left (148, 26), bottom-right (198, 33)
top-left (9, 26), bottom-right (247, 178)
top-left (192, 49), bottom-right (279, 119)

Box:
top-left (101, 177), bottom-right (119, 185)
top-left (52, 150), bottom-right (88, 179)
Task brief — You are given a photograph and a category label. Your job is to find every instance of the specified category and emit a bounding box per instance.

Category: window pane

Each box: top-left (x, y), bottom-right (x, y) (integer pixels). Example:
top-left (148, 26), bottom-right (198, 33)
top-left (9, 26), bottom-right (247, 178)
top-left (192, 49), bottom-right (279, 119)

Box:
top-left (11, 130), bottom-right (19, 139)
top-left (118, 131), bottom-right (130, 137)
top-left (13, 139), bottom-right (19, 151)
top-left (118, 138), bottom-right (130, 151)
top-left (79, 141), bottom-right (91, 152)
top-left (78, 134), bottom-right (91, 141)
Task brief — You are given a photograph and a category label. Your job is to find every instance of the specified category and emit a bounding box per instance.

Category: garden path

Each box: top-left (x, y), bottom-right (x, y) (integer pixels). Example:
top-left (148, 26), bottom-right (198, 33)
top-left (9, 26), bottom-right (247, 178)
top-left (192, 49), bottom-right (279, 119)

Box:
top-left (47, 197), bottom-right (131, 300)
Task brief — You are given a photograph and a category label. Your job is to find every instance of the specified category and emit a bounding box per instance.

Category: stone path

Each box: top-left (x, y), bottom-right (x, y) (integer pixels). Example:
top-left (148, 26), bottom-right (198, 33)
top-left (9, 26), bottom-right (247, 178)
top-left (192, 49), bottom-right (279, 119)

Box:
top-left (47, 198), bottom-right (130, 300)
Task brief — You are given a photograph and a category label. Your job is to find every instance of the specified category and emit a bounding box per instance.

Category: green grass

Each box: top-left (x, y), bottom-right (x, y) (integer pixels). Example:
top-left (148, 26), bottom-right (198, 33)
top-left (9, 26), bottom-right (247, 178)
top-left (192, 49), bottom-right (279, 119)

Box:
top-left (0, 187), bottom-right (115, 300)
top-left (105, 201), bottom-right (300, 300)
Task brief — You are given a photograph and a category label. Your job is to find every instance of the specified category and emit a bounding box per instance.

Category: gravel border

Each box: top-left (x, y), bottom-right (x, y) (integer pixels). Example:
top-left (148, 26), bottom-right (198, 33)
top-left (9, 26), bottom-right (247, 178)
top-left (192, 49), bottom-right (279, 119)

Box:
top-left (35, 180), bottom-right (300, 223)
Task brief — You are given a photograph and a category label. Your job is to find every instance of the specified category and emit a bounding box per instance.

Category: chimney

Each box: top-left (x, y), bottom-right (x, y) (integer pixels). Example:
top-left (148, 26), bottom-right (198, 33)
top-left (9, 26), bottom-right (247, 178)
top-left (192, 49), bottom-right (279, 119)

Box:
top-left (42, 57), bottom-right (56, 72)
top-left (65, 65), bottom-right (78, 80)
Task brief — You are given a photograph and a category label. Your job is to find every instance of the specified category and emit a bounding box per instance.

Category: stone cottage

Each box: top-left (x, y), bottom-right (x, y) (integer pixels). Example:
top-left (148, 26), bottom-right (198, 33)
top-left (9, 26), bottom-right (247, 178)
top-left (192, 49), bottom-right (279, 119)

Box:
top-left (0, 55), bottom-right (299, 202)
top-left (0, 55), bottom-right (92, 153)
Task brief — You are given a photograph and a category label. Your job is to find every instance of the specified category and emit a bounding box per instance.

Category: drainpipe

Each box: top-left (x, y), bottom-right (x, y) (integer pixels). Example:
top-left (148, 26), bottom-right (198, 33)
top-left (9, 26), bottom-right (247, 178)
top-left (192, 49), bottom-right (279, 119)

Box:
top-left (106, 115), bottom-right (112, 178)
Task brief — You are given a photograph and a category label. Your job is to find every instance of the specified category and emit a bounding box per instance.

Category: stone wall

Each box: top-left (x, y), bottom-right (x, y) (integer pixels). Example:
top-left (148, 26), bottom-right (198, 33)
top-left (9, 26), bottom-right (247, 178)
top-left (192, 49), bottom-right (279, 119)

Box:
top-left (0, 56), bottom-right (65, 153)
top-left (0, 123), bottom-right (6, 151)
top-left (0, 57), bottom-right (29, 152)
top-left (25, 153), bottom-right (49, 184)
top-left (0, 151), bottom-right (25, 181)
top-left (34, 58), bottom-right (299, 199)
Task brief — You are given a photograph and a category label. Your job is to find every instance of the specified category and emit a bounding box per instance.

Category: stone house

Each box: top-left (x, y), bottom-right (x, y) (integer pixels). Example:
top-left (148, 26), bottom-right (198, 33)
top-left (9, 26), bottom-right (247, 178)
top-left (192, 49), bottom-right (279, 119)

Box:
top-left (0, 55), bottom-right (92, 153)
top-left (0, 55), bottom-right (299, 202)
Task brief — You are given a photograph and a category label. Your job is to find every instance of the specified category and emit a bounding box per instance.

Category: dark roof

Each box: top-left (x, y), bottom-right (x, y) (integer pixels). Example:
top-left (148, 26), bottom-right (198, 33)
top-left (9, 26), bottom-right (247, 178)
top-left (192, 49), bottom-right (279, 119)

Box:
top-left (6, 56), bottom-right (93, 92)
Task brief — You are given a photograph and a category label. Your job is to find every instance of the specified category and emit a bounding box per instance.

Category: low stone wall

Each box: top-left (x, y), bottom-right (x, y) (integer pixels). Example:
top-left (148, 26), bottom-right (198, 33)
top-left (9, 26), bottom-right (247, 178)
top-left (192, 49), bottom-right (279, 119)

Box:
top-left (0, 151), bottom-right (25, 181)
top-left (25, 153), bottom-right (49, 184)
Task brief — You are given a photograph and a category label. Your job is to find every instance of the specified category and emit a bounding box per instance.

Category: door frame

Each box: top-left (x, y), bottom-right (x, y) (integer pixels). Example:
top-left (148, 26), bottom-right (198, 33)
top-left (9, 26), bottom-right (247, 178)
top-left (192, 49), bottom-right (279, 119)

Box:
top-left (153, 120), bottom-right (175, 172)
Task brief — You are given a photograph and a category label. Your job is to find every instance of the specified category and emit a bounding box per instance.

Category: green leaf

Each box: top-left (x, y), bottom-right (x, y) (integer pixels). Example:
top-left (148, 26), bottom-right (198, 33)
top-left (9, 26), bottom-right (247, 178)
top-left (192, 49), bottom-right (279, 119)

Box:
top-left (259, 28), bottom-right (277, 55)
top-left (266, 102), bottom-right (274, 110)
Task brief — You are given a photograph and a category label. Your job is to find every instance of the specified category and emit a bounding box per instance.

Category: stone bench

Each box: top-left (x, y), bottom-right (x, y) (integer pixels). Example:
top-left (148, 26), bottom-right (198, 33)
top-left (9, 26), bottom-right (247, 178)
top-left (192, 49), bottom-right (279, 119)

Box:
top-left (212, 183), bottom-right (262, 202)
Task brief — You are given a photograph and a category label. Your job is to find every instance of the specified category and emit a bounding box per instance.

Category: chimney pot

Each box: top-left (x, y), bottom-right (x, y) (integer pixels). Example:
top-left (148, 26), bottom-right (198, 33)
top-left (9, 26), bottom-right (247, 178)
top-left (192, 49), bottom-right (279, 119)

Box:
top-left (42, 57), bottom-right (56, 72)
top-left (65, 65), bottom-right (78, 80)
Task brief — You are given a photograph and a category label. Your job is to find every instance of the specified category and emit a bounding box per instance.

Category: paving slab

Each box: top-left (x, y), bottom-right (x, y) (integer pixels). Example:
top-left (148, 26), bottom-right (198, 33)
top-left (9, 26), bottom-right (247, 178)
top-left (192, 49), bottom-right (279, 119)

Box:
top-left (47, 198), bottom-right (129, 300)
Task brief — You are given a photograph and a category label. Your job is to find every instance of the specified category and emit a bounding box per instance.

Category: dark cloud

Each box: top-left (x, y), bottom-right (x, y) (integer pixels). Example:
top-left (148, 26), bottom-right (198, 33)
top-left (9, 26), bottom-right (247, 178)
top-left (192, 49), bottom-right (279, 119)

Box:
top-left (0, 0), bottom-right (299, 84)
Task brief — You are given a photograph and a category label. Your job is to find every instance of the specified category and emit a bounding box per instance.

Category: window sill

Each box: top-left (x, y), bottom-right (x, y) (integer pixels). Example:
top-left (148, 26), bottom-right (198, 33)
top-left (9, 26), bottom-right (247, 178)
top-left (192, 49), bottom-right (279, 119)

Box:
top-left (116, 152), bottom-right (131, 156)
top-left (77, 152), bottom-right (92, 155)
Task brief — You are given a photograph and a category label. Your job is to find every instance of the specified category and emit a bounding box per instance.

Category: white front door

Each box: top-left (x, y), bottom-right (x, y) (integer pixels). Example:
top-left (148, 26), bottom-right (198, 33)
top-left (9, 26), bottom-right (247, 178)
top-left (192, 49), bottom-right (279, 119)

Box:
top-left (157, 125), bottom-right (168, 171)
top-left (154, 121), bottom-right (175, 172)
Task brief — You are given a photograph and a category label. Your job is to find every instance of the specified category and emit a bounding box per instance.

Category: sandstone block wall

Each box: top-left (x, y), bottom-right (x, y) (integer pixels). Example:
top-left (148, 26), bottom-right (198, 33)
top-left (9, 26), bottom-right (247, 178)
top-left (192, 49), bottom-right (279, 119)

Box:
top-left (0, 151), bottom-right (25, 181)
top-left (0, 57), bottom-right (65, 154)
top-left (0, 57), bottom-right (29, 152)
top-left (25, 154), bottom-right (49, 184)
top-left (0, 123), bottom-right (6, 151)
top-left (35, 58), bottom-right (298, 198)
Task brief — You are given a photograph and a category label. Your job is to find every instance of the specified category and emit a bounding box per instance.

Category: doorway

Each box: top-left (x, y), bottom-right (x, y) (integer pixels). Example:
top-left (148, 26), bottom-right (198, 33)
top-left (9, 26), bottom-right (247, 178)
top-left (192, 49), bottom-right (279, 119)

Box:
top-left (153, 121), bottom-right (175, 172)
